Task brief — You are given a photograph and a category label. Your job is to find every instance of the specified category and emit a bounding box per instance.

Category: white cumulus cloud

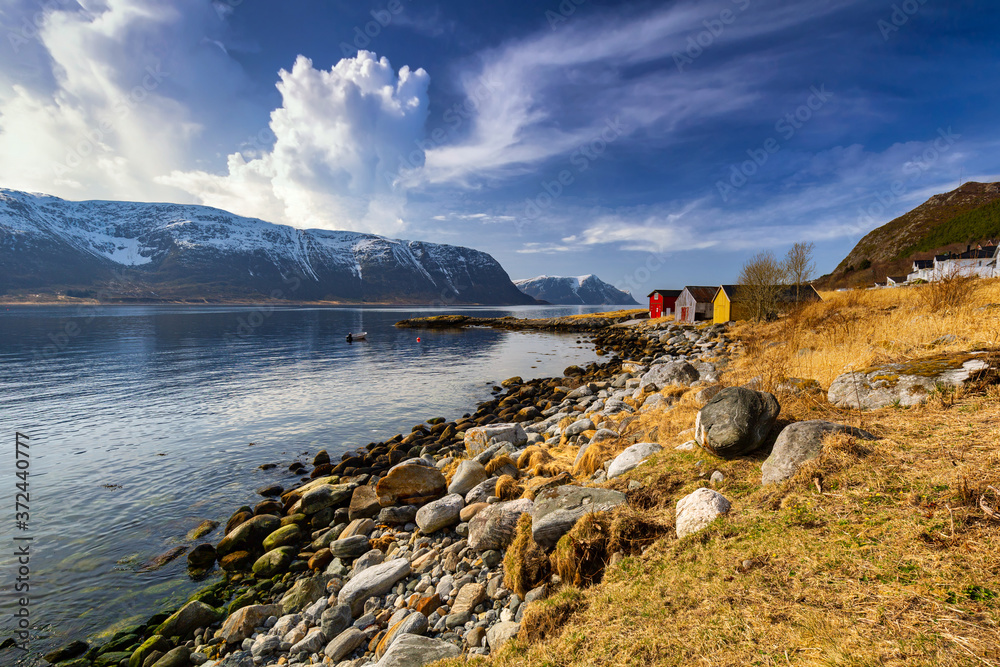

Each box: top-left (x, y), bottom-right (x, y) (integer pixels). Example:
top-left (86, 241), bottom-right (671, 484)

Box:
top-left (160, 52), bottom-right (430, 235)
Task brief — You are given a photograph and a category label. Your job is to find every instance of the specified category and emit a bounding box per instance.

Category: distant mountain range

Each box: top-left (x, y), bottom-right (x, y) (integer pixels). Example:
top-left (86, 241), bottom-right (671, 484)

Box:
top-left (514, 274), bottom-right (638, 305)
top-left (823, 181), bottom-right (1000, 287)
top-left (0, 189), bottom-right (537, 304)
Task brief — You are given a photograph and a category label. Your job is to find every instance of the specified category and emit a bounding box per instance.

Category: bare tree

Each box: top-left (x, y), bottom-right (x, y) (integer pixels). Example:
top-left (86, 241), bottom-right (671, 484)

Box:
top-left (738, 250), bottom-right (788, 321)
top-left (783, 242), bottom-right (816, 301)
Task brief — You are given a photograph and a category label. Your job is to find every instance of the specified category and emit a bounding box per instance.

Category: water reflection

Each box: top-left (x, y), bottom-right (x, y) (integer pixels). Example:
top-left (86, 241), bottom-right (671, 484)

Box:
top-left (0, 304), bottom-right (614, 660)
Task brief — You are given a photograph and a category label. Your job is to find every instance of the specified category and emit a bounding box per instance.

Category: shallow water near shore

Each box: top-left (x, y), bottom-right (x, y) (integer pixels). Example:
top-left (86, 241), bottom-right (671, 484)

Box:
top-left (0, 304), bottom-right (614, 662)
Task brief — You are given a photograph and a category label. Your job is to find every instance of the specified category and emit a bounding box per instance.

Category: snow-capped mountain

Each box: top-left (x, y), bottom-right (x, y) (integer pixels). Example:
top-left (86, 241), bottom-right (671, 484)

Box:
top-left (0, 189), bottom-right (536, 304)
top-left (513, 274), bottom-right (638, 305)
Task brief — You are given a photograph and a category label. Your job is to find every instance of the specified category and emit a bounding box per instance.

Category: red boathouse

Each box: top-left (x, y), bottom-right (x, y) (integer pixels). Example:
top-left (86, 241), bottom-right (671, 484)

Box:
top-left (647, 289), bottom-right (681, 319)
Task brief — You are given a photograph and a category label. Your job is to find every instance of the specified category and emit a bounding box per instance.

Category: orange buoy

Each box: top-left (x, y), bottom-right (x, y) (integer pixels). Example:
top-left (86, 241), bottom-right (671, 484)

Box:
top-left (416, 337), bottom-right (421, 342)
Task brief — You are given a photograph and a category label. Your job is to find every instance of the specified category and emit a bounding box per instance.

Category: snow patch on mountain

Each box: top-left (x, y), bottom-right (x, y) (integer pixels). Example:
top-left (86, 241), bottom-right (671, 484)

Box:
top-left (0, 188), bottom-right (533, 304)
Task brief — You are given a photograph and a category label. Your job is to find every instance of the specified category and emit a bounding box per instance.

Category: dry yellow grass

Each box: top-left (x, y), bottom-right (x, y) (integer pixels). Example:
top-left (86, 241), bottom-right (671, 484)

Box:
top-left (727, 279), bottom-right (1000, 392)
top-left (433, 279), bottom-right (1000, 667)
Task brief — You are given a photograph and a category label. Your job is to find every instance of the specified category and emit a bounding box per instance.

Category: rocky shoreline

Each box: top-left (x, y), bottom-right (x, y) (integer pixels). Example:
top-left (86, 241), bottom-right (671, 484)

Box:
top-left (38, 318), bottom-right (734, 667)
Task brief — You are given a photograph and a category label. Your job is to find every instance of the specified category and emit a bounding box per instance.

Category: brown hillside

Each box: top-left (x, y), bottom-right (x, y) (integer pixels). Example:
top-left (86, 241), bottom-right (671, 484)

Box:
top-left (821, 181), bottom-right (1000, 288)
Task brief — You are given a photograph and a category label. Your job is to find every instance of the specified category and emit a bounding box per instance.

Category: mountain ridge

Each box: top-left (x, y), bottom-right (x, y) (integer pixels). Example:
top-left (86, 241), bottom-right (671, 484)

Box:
top-left (514, 274), bottom-right (638, 305)
top-left (822, 181), bottom-right (1000, 287)
top-left (0, 189), bottom-right (537, 305)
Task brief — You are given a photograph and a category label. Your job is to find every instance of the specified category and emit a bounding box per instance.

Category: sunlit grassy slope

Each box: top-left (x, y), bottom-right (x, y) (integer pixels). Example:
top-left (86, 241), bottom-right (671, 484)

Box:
top-left (436, 280), bottom-right (1000, 667)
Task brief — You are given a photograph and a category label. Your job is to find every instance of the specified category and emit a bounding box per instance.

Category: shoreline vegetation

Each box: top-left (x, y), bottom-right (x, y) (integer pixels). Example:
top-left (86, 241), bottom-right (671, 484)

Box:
top-left (31, 283), bottom-right (1000, 667)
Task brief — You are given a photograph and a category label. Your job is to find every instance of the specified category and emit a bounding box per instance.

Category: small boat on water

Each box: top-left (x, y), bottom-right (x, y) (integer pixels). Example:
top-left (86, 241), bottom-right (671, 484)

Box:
top-left (346, 332), bottom-right (367, 342)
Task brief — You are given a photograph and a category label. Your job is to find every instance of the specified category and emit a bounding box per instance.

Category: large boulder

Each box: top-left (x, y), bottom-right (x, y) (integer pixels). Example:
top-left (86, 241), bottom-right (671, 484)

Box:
top-left (694, 387), bottom-right (780, 458)
top-left (447, 460), bottom-right (488, 496)
top-left (563, 418), bottom-right (594, 437)
top-left (607, 442), bottom-right (662, 479)
top-left (450, 582), bottom-right (486, 615)
top-left (375, 612), bottom-right (429, 659)
top-left (251, 546), bottom-right (294, 578)
top-left (639, 360), bottom-right (700, 390)
top-left (216, 514), bottom-right (280, 557)
top-left (675, 487), bottom-right (731, 538)
top-left (348, 485), bottom-right (381, 520)
top-left (280, 574), bottom-right (331, 614)
top-left (465, 477), bottom-right (500, 505)
top-left (468, 499), bottom-right (533, 552)
top-left (261, 524), bottom-right (302, 552)
top-left (464, 423), bottom-right (527, 456)
top-left (374, 633), bottom-right (460, 667)
top-left (375, 465), bottom-right (447, 507)
top-left (324, 627), bottom-right (366, 662)
top-left (761, 421), bottom-right (876, 484)
top-left (487, 621), bottom-right (521, 650)
top-left (299, 483), bottom-right (353, 515)
top-left (155, 601), bottom-right (222, 639)
top-left (415, 494), bottom-right (464, 534)
top-left (338, 558), bottom-right (412, 615)
top-left (530, 485), bottom-right (627, 550)
top-left (218, 604), bottom-right (282, 644)
top-left (828, 354), bottom-right (991, 410)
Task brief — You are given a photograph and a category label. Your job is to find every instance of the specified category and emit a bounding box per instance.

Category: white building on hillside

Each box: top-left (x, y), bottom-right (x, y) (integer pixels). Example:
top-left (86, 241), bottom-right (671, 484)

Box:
top-left (906, 244), bottom-right (998, 282)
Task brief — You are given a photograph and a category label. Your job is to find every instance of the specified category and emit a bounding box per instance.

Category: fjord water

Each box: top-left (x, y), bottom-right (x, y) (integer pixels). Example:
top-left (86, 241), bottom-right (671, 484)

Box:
top-left (0, 304), bottom-right (608, 660)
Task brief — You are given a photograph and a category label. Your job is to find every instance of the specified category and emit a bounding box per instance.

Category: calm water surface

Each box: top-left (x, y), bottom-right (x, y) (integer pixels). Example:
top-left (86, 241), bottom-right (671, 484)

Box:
top-left (0, 304), bottom-right (615, 661)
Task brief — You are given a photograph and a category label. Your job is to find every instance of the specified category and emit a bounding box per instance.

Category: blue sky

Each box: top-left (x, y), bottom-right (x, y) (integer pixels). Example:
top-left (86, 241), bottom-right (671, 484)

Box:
top-left (2, 0), bottom-right (999, 295)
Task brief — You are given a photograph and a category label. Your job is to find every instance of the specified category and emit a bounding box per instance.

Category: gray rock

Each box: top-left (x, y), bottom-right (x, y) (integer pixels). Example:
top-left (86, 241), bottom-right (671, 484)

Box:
top-left (639, 360), bottom-right (700, 390)
top-left (338, 558), bottom-right (411, 615)
top-left (378, 505), bottom-right (418, 525)
top-left (415, 494), bottom-right (464, 534)
top-left (215, 650), bottom-right (254, 667)
top-left (694, 386), bottom-right (780, 458)
top-left (330, 535), bottom-right (371, 559)
top-left (289, 627), bottom-right (325, 655)
top-left (447, 460), bottom-right (488, 496)
top-left (324, 627), bottom-right (366, 662)
top-left (566, 385), bottom-right (594, 399)
top-left (563, 418), bottom-right (594, 437)
top-left (321, 603), bottom-right (353, 639)
top-left (464, 424), bottom-right (527, 456)
top-left (280, 574), bottom-right (332, 614)
top-left (464, 477), bottom-right (500, 505)
top-left (675, 487), bottom-right (731, 538)
top-left (352, 548), bottom-right (385, 574)
top-left (761, 420), bottom-right (876, 484)
top-left (468, 499), bottom-right (533, 552)
top-left (695, 384), bottom-right (723, 404)
top-left (374, 633), bottom-right (461, 667)
top-left (300, 484), bottom-right (354, 515)
top-left (828, 356), bottom-right (990, 410)
top-left (606, 442), bottom-right (662, 479)
top-left (530, 485), bottom-right (627, 549)
top-left (486, 621), bottom-right (521, 650)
